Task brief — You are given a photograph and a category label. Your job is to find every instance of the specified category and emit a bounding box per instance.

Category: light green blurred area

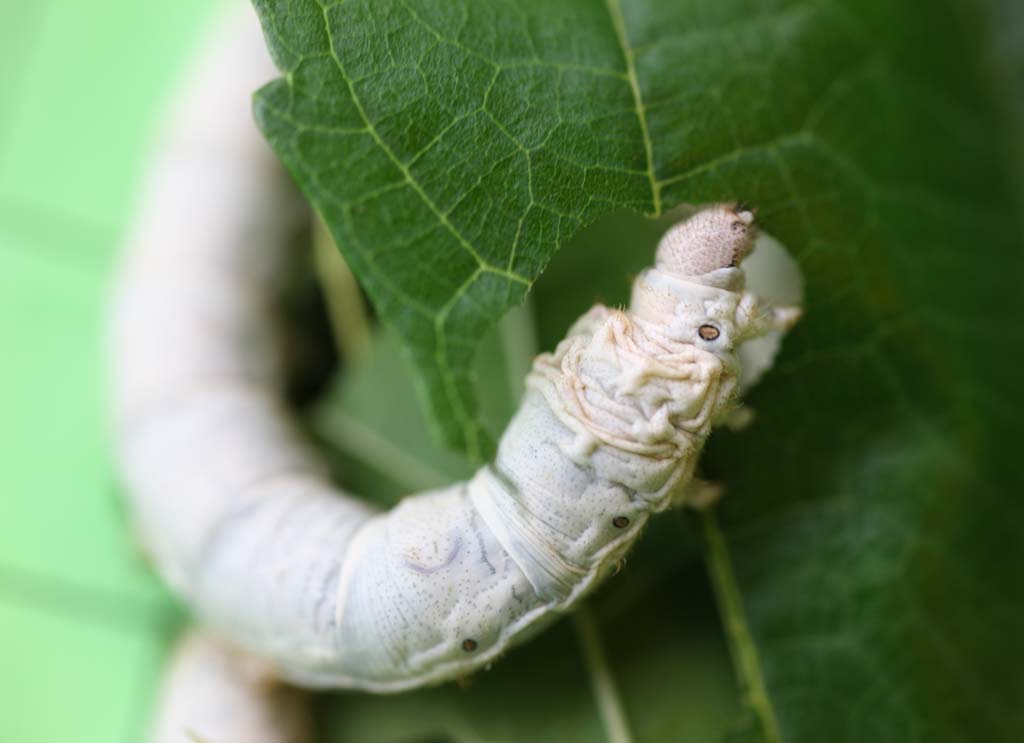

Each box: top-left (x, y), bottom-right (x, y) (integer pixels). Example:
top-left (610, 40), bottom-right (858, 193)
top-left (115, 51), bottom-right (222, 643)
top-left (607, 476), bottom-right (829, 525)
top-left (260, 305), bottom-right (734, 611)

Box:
top-left (0, 1), bottom-right (219, 739)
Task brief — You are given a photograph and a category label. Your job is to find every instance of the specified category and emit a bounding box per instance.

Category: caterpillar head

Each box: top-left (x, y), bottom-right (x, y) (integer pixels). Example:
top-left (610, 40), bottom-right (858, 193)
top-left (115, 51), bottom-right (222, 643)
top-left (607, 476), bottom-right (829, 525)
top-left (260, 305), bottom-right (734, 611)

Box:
top-left (655, 202), bottom-right (757, 277)
top-left (631, 204), bottom-right (800, 353)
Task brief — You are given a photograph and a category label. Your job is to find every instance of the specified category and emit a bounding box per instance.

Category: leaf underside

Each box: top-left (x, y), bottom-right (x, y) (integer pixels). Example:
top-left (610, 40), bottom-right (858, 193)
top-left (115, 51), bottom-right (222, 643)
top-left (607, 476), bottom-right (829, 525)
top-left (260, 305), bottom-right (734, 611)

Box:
top-left (255, 0), bottom-right (1023, 741)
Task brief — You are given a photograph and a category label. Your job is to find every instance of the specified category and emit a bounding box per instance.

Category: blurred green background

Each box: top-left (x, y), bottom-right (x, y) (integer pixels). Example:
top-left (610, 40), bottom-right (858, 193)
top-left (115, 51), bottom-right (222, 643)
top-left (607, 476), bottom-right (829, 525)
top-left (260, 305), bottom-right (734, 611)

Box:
top-left (0, 1), bottom-right (218, 739)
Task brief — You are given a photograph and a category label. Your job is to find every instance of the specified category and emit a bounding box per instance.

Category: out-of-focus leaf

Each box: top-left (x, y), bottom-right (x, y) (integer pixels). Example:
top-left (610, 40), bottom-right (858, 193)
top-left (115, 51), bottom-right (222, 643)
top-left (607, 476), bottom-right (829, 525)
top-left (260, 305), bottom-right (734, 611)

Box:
top-left (310, 304), bottom-right (535, 505)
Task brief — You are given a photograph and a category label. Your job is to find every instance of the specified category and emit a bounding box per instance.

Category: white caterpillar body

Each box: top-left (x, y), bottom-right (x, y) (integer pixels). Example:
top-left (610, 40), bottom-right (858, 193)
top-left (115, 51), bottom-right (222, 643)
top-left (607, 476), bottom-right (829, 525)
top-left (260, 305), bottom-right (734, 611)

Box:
top-left (112, 4), bottom-right (799, 702)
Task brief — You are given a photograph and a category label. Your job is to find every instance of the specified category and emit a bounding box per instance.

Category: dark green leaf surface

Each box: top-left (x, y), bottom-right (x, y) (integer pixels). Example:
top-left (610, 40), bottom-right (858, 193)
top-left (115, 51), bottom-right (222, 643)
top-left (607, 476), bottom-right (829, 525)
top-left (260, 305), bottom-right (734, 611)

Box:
top-left (253, 0), bottom-right (655, 457)
top-left (259, 1), bottom-right (1023, 740)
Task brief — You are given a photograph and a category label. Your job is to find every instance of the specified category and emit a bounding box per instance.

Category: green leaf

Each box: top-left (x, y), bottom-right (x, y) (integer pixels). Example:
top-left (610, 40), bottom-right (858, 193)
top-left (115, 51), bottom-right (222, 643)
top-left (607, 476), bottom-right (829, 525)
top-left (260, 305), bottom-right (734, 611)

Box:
top-left (259, 0), bottom-right (1023, 740)
top-left (252, 0), bottom-right (655, 456)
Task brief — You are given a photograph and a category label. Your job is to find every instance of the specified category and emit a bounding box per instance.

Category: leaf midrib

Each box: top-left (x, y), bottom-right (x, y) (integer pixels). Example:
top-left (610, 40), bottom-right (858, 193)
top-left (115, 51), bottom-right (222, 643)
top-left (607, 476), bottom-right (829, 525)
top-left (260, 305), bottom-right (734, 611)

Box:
top-left (605, 0), bottom-right (661, 217)
top-left (703, 509), bottom-right (783, 743)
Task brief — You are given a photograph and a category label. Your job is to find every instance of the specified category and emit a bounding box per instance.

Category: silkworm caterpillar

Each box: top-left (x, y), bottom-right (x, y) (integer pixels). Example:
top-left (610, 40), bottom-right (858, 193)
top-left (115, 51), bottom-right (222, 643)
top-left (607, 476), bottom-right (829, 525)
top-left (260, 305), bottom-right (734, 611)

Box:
top-left (111, 5), bottom-right (799, 739)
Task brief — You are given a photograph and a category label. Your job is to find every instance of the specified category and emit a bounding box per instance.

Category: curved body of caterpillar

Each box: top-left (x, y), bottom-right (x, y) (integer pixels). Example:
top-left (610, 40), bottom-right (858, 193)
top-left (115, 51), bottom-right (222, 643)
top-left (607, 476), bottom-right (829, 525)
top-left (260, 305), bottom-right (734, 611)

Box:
top-left (111, 4), bottom-right (799, 700)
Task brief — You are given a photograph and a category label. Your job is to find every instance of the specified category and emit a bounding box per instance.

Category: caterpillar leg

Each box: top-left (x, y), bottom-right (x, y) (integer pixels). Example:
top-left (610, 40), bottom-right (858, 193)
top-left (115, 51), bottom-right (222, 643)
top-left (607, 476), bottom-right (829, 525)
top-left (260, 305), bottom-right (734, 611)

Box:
top-left (722, 404), bottom-right (756, 432)
top-left (674, 478), bottom-right (725, 511)
top-left (150, 629), bottom-right (314, 743)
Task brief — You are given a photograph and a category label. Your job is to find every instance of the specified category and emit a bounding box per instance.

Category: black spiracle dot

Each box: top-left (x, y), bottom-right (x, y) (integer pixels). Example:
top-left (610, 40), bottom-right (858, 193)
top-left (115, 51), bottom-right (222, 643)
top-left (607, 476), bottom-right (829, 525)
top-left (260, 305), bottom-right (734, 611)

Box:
top-left (462, 638), bottom-right (478, 652)
top-left (612, 516), bottom-right (630, 529)
top-left (698, 324), bottom-right (720, 341)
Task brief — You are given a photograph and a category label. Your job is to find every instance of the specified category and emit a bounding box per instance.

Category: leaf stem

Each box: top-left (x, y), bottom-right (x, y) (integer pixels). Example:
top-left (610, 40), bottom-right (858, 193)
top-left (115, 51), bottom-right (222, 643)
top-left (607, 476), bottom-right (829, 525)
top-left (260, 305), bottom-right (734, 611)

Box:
top-left (701, 509), bottom-right (782, 743)
top-left (315, 411), bottom-right (451, 492)
top-left (573, 605), bottom-right (635, 743)
top-left (313, 215), bottom-right (371, 362)
top-left (498, 301), bottom-right (538, 406)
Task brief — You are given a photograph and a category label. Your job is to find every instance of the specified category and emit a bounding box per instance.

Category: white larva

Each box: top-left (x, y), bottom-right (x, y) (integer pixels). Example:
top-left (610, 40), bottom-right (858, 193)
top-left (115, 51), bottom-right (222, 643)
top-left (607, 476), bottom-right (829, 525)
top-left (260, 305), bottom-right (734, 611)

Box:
top-left (112, 5), bottom-right (800, 739)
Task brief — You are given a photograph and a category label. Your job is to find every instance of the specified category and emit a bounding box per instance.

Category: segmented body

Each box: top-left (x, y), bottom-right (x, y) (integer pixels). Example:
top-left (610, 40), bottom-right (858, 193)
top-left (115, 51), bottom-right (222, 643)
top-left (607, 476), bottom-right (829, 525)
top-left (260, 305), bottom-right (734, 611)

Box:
top-left (112, 4), bottom-right (796, 704)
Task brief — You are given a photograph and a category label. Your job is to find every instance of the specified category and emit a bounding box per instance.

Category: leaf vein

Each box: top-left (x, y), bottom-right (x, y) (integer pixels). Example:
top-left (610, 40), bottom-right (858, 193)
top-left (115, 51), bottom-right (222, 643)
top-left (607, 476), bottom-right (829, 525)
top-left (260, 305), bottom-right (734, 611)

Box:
top-left (606, 0), bottom-right (660, 216)
top-left (316, 1), bottom-right (529, 286)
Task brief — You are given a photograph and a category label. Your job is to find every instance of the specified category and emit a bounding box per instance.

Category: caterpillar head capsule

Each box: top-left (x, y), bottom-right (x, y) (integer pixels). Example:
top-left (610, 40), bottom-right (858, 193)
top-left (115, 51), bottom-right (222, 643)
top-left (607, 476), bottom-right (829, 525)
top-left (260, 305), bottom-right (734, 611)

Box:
top-left (655, 202), bottom-right (757, 277)
top-left (631, 204), bottom-right (801, 352)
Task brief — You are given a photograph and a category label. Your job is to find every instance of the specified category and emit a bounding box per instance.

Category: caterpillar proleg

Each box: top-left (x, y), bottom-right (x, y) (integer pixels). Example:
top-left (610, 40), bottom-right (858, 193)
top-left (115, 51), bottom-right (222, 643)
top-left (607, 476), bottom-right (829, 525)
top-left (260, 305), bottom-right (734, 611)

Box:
top-left (111, 3), bottom-right (800, 735)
